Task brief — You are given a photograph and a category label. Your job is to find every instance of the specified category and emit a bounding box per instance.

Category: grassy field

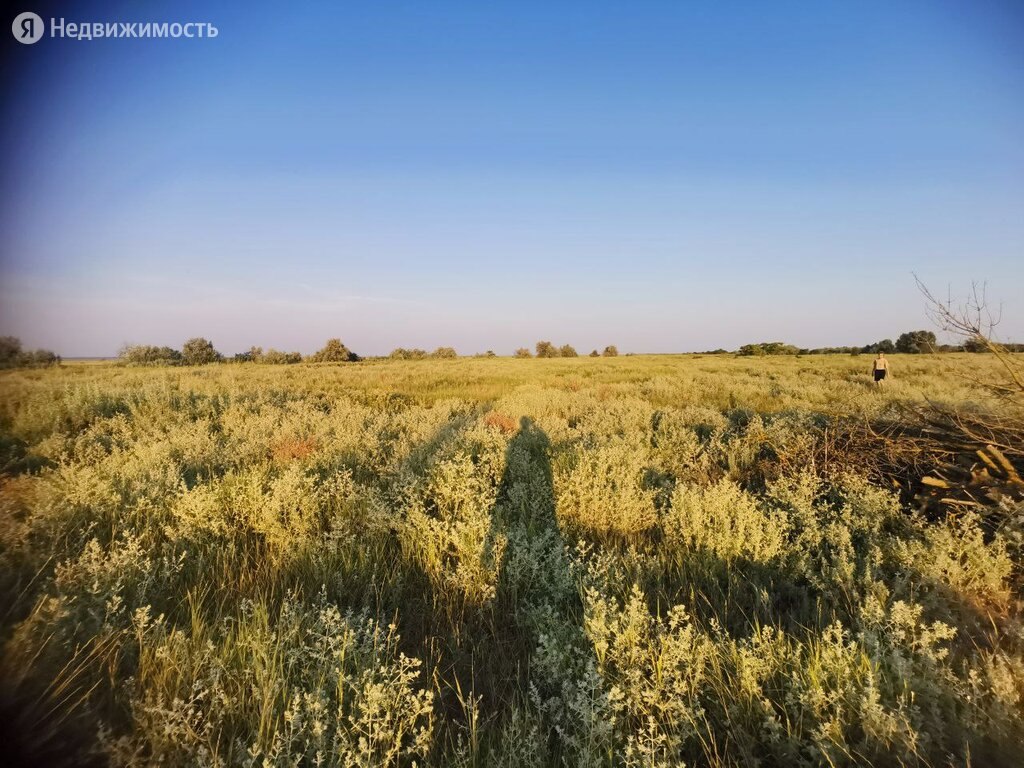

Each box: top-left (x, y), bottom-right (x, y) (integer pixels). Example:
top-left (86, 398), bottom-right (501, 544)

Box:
top-left (1, 354), bottom-right (1022, 766)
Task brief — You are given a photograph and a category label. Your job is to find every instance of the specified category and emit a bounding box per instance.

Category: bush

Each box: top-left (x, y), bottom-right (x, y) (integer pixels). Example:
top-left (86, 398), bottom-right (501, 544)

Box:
top-left (231, 345), bottom-right (301, 363)
top-left (663, 479), bottom-right (787, 564)
top-left (231, 345), bottom-right (301, 364)
top-left (602, 345), bottom-right (618, 357)
top-left (514, 348), bottom-right (533, 358)
top-left (559, 344), bottom-right (578, 358)
top-left (232, 346), bottom-right (263, 363)
top-left (122, 597), bottom-right (435, 766)
top-left (390, 348), bottom-right (428, 360)
top-left (590, 350), bottom-right (600, 357)
top-left (556, 440), bottom-right (655, 538)
top-left (262, 348), bottom-right (303, 364)
top-left (535, 341), bottom-right (558, 358)
top-left (309, 338), bottom-right (358, 362)
top-left (119, 344), bottom-right (182, 366)
top-left (431, 347), bottom-right (457, 359)
top-left (181, 337), bottom-right (221, 365)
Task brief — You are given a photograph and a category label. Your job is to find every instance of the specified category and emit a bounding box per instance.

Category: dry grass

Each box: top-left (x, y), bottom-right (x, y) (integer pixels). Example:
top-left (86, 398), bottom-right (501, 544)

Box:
top-left (483, 412), bottom-right (519, 434)
top-left (1, 353), bottom-right (1022, 766)
top-left (269, 436), bottom-right (320, 464)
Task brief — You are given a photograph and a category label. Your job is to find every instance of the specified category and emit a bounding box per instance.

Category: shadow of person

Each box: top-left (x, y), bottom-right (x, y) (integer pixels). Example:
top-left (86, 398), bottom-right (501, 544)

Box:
top-left (397, 416), bottom-right (581, 745)
top-left (493, 416), bottom-right (556, 533)
top-left (480, 416), bottom-right (582, 687)
top-left (407, 416), bottom-right (567, 732)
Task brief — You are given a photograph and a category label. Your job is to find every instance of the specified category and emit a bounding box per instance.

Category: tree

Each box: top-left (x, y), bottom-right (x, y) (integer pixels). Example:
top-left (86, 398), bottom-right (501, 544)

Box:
top-left (559, 344), bottom-right (578, 357)
top-left (589, 349), bottom-right (600, 357)
top-left (310, 338), bottom-right (357, 362)
top-left (916, 277), bottom-right (1022, 399)
top-left (182, 337), bottom-right (221, 365)
top-left (535, 341), bottom-right (558, 358)
top-left (602, 345), bottom-right (619, 357)
top-left (432, 346), bottom-right (458, 359)
top-left (895, 330), bottom-right (936, 354)
top-left (0, 336), bottom-right (22, 367)
top-left (514, 348), bottom-right (532, 358)
top-left (1, 338), bottom-right (61, 368)
top-left (962, 337), bottom-right (988, 353)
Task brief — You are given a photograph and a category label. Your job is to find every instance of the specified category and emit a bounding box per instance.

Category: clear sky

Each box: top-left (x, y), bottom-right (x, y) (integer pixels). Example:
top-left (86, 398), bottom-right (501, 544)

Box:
top-left (2, 0), bottom-right (1023, 356)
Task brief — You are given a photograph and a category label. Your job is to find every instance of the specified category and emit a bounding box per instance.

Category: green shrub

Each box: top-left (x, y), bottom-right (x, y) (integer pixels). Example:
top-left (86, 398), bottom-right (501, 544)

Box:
top-left (390, 347), bottom-right (428, 360)
top-left (261, 348), bottom-right (302, 364)
top-left (181, 337), bottom-right (221, 365)
top-left (535, 341), bottom-right (558, 358)
top-left (309, 338), bottom-right (357, 362)
top-left (119, 344), bottom-right (182, 365)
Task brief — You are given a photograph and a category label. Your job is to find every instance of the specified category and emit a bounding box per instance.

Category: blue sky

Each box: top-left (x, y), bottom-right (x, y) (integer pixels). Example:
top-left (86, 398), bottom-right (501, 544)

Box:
top-left (2, 0), bottom-right (1023, 356)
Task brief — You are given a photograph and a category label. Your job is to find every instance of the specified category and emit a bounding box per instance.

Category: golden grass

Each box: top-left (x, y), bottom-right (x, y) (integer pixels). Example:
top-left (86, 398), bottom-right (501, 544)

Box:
top-left (0, 353), bottom-right (1021, 767)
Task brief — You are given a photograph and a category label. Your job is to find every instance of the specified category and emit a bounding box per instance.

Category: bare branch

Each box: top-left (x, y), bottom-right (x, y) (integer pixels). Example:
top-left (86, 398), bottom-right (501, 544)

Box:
top-left (914, 274), bottom-right (1024, 399)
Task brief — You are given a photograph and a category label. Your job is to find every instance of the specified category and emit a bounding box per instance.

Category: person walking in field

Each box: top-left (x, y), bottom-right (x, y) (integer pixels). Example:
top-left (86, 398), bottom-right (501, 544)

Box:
top-left (872, 352), bottom-right (890, 386)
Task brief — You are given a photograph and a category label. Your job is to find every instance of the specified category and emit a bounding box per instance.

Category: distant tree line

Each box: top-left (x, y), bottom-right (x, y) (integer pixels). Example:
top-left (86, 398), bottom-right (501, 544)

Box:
top-left (0, 336), bottom-right (60, 368)
top-left (733, 329), bottom-right (1023, 356)
top-left (737, 341), bottom-right (801, 357)
top-left (516, 341), bottom-right (618, 358)
top-left (18, 329), bottom-right (1021, 370)
top-left (389, 347), bottom-right (458, 360)
top-left (118, 338), bottom-right (359, 366)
